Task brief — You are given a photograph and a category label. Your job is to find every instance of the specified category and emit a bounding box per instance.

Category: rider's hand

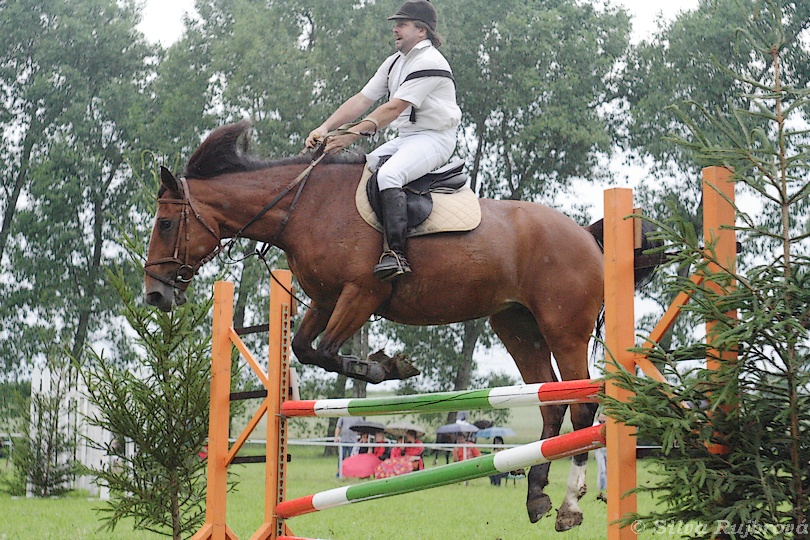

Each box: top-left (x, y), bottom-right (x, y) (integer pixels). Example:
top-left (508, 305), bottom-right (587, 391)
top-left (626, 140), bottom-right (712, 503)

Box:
top-left (305, 127), bottom-right (328, 149)
top-left (324, 132), bottom-right (361, 154)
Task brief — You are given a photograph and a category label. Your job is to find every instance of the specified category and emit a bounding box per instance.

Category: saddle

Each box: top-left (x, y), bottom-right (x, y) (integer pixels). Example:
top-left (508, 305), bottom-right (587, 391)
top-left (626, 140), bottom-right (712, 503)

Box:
top-left (356, 159), bottom-right (481, 237)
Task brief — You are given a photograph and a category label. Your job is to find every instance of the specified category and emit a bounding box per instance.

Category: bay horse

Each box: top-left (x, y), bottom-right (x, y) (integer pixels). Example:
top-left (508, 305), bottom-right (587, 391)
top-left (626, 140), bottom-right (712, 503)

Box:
top-left (144, 121), bottom-right (657, 531)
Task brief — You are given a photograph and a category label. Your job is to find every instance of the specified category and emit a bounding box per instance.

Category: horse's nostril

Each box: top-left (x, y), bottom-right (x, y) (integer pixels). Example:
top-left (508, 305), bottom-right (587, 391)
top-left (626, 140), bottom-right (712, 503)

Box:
top-left (145, 291), bottom-right (173, 312)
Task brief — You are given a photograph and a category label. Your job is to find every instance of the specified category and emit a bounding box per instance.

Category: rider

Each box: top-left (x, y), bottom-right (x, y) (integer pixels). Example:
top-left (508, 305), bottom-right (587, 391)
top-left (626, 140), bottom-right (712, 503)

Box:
top-left (305, 0), bottom-right (461, 282)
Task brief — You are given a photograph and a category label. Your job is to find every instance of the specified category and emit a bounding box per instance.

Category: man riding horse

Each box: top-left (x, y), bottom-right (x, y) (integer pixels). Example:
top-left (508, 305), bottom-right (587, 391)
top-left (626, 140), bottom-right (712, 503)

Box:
top-left (143, 1), bottom-right (663, 531)
top-left (305, 0), bottom-right (460, 282)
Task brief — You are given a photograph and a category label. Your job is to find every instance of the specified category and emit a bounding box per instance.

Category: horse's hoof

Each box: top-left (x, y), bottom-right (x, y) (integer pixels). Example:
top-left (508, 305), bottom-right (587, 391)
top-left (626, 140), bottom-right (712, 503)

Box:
top-left (340, 355), bottom-right (385, 384)
top-left (555, 508), bottom-right (584, 532)
top-left (368, 350), bottom-right (420, 380)
top-left (526, 493), bottom-right (553, 524)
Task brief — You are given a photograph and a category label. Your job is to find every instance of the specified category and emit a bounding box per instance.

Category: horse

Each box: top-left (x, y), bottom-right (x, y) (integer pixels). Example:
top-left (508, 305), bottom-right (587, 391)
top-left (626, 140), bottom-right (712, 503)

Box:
top-left (144, 121), bottom-right (658, 531)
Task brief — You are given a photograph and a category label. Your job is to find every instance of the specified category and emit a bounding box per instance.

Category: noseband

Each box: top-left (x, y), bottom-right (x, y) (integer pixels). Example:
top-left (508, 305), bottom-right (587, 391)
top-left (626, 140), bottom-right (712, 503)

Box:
top-left (144, 177), bottom-right (221, 289)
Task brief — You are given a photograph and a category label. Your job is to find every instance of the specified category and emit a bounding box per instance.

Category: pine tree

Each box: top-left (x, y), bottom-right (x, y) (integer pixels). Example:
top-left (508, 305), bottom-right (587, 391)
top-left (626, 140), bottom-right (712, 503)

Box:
top-left (605, 1), bottom-right (810, 538)
top-left (79, 267), bottom-right (213, 540)
top-left (13, 354), bottom-right (77, 497)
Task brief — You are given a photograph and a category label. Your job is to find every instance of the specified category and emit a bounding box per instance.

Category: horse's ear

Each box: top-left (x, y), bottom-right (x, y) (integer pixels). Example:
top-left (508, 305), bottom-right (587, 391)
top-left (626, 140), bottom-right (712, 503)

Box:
top-left (160, 166), bottom-right (180, 194)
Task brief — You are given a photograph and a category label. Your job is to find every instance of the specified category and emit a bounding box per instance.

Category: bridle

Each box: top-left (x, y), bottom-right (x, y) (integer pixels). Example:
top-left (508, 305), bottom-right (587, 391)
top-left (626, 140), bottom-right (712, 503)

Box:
top-left (144, 176), bottom-right (221, 289)
top-left (144, 149), bottom-right (327, 290)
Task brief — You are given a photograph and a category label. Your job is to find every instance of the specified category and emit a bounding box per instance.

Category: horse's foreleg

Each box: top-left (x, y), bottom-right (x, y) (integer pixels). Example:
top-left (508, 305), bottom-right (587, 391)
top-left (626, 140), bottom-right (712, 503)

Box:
top-left (316, 283), bottom-right (418, 384)
top-left (291, 303), bottom-right (344, 374)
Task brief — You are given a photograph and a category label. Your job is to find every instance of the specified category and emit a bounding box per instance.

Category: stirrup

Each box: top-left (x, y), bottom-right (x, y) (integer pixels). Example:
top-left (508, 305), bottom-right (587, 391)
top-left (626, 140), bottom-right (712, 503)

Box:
top-left (373, 250), bottom-right (411, 282)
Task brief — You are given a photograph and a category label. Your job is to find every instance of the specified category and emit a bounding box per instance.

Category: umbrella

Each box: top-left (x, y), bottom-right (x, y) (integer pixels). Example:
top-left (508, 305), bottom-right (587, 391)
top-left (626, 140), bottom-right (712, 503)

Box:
top-left (385, 421), bottom-right (425, 438)
top-left (349, 420), bottom-right (386, 435)
top-left (476, 426), bottom-right (516, 439)
top-left (436, 422), bottom-right (479, 436)
top-left (341, 453), bottom-right (381, 478)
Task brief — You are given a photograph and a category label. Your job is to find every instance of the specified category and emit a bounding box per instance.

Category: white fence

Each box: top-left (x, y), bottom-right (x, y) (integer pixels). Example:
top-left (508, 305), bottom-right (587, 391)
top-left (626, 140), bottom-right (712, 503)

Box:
top-left (28, 367), bottom-right (114, 499)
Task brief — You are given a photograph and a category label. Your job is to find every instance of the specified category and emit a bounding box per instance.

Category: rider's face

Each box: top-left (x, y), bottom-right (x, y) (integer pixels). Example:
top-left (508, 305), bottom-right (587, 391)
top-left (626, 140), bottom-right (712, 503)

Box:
top-left (393, 20), bottom-right (426, 54)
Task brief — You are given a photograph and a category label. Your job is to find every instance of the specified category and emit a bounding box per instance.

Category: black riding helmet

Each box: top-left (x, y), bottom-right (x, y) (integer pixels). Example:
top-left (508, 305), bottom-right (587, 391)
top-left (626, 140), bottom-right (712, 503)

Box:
top-left (388, 0), bottom-right (437, 32)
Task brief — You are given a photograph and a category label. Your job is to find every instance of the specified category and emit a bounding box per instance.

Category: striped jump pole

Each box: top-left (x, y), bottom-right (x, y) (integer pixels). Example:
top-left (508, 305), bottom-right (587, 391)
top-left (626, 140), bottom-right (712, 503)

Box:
top-left (276, 424), bottom-right (605, 519)
top-left (282, 379), bottom-right (601, 418)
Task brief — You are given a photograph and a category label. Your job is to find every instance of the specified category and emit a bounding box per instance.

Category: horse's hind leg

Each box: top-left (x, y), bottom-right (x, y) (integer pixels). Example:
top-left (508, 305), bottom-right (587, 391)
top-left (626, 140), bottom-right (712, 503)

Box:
top-left (543, 331), bottom-right (599, 531)
top-left (489, 306), bottom-right (565, 524)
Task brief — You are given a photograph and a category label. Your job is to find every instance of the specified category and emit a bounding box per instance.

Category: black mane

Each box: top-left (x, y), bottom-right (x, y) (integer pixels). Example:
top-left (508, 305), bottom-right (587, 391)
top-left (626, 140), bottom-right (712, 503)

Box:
top-left (183, 120), bottom-right (365, 179)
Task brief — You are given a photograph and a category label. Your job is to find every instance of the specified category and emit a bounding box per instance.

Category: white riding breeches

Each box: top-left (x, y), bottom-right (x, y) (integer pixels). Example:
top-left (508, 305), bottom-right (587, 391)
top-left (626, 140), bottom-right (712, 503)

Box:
top-left (367, 128), bottom-right (457, 191)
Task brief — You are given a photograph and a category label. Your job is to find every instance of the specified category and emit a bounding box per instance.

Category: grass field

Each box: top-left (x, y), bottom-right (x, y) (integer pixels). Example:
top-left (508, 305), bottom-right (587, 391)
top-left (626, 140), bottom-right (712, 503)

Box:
top-left (1, 448), bottom-right (663, 539)
top-left (0, 402), bottom-right (664, 539)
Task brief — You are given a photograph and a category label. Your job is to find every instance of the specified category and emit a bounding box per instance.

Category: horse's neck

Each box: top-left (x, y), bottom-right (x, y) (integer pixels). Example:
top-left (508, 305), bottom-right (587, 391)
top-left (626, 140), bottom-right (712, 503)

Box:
top-left (193, 163), bottom-right (363, 243)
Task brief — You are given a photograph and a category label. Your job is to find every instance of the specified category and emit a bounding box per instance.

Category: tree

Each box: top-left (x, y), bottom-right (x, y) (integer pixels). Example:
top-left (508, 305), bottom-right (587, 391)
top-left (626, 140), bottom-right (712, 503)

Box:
top-left (606, 2), bottom-right (810, 536)
top-left (0, 0), bottom-right (156, 376)
top-left (10, 354), bottom-right (76, 497)
top-left (620, 0), bottom-right (810, 347)
top-left (80, 267), bottom-right (213, 540)
top-left (444, 0), bottom-right (630, 205)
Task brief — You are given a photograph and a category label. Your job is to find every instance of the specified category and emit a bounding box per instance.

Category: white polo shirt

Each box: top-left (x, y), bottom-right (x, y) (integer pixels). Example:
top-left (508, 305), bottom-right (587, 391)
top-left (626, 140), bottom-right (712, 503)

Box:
top-left (361, 40), bottom-right (461, 133)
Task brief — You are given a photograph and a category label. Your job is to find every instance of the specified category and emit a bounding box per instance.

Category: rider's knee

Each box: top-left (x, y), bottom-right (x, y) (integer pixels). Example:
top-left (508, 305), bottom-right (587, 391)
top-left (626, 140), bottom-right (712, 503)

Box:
top-left (376, 167), bottom-right (406, 191)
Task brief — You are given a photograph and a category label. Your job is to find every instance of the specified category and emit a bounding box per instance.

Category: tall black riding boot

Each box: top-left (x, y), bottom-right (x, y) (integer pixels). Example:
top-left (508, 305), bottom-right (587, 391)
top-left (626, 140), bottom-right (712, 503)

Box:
top-left (373, 187), bottom-right (412, 282)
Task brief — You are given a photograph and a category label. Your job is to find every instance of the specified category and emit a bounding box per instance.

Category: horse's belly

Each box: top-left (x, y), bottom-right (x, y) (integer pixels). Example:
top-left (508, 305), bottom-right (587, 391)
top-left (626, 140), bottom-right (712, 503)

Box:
top-left (381, 279), bottom-right (508, 325)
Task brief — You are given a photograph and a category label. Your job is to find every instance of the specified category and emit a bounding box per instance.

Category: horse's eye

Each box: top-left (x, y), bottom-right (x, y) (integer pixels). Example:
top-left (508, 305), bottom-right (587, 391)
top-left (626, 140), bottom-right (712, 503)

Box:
top-left (159, 219), bottom-right (173, 232)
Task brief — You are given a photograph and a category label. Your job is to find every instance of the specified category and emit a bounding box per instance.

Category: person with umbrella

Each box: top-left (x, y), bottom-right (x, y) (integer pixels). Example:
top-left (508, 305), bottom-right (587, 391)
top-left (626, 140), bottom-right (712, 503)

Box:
top-left (341, 421), bottom-right (387, 479)
top-left (452, 433), bottom-right (481, 462)
top-left (489, 436), bottom-right (508, 486)
top-left (391, 429), bottom-right (425, 471)
top-left (375, 424), bottom-right (425, 478)
top-left (371, 429), bottom-right (390, 460)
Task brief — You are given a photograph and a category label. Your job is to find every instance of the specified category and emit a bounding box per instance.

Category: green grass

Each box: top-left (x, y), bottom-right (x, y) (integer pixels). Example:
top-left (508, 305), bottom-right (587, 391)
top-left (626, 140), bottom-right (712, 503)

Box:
top-left (0, 398), bottom-right (657, 539)
top-left (0, 448), bottom-right (662, 539)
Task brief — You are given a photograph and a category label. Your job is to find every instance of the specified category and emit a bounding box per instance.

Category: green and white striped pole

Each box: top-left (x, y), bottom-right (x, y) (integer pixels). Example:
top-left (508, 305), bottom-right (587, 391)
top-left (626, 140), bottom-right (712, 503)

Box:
top-left (276, 424), bottom-right (605, 519)
top-left (281, 379), bottom-right (600, 418)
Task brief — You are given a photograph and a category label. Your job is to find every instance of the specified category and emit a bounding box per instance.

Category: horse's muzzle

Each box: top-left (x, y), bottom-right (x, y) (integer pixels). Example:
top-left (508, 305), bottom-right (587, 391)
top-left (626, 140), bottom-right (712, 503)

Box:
top-left (145, 285), bottom-right (187, 312)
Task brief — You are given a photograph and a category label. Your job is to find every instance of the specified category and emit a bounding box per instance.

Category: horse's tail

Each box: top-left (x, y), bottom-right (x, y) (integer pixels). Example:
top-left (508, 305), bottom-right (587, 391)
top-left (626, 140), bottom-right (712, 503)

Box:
top-left (585, 218), bottom-right (664, 289)
top-left (586, 218), bottom-right (665, 361)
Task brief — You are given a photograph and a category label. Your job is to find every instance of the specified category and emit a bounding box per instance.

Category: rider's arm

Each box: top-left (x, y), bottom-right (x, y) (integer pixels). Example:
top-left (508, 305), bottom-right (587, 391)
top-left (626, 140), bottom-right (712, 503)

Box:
top-left (306, 93), bottom-right (375, 148)
top-left (355, 98), bottom-right (411, 133)
top-left (322, 98), bottom-right (411, 154)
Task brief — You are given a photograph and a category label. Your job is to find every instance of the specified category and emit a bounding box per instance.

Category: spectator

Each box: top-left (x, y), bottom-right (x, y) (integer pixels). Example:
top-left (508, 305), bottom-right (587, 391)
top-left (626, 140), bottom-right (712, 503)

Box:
top-left (403, 429), bottom-right (425, 471)
top-left (372, 430), bottom-right (389, 460)
top-left (488, 436), bottom-right (508, 486)
top-left (452, 433), bottom-right (481, 462)
top-left (334, 416), bottom-right (365, 478)
top-left (353, 432), bottom-right (372, 456)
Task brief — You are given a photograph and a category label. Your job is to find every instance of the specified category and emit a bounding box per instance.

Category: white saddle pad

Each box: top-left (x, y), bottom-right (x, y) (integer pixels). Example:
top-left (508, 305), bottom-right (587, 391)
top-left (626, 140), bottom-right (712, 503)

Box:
top-left (355, 164), bottom-right (482, 238)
